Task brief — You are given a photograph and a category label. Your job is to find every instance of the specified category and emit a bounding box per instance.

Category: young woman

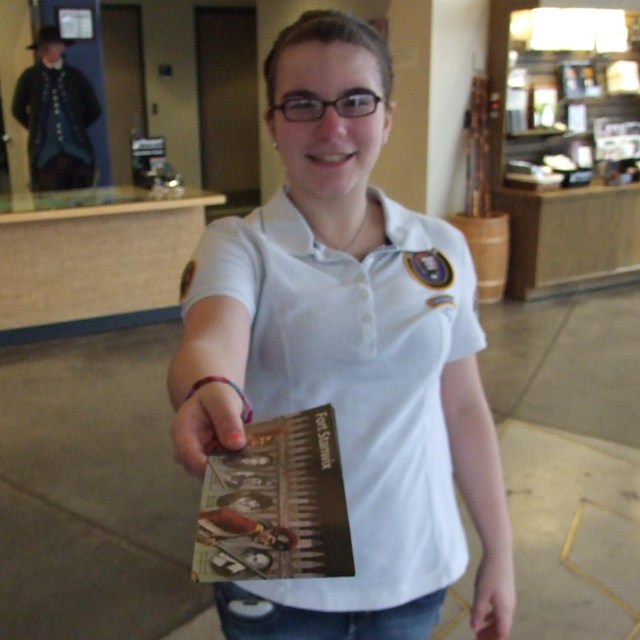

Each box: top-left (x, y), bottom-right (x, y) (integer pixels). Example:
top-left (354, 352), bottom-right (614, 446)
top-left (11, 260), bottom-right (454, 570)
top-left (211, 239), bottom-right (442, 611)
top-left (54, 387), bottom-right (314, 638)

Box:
top-left (168, 10), bottom-right (515, 640)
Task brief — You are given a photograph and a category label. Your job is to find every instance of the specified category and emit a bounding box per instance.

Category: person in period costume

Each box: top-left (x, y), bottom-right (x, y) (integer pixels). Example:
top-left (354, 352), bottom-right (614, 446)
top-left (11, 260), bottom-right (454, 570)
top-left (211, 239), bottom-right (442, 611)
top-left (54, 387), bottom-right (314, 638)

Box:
top-left (11, 25), bottom-right (101, 192)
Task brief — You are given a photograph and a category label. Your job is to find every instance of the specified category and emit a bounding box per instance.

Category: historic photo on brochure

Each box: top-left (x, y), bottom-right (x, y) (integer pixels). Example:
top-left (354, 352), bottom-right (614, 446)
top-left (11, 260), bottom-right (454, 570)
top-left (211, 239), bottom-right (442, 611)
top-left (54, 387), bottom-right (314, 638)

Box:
top-left (191, 404), bottom-right (355, 582)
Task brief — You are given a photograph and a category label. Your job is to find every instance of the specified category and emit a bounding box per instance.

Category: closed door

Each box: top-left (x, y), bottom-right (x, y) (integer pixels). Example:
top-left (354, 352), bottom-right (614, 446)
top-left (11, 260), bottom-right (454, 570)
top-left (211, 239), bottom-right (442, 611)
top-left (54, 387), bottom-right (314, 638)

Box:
top-left (196, 7), bottom-right (259, 204)
top-left (101, 5), bottom-right (146, 186)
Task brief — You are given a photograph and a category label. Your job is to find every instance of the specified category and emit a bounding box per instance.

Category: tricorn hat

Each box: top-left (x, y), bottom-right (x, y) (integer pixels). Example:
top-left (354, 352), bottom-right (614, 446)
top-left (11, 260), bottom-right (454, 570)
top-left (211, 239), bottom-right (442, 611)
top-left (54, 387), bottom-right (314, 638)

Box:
top-left (26, 25), bottom-right (74, 50)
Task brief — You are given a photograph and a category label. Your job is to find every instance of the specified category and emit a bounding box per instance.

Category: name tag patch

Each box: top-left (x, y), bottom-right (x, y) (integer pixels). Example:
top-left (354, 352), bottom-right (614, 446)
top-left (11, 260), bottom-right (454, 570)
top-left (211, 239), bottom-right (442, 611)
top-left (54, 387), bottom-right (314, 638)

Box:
top-left (426, 295), bottom-right (455, 309)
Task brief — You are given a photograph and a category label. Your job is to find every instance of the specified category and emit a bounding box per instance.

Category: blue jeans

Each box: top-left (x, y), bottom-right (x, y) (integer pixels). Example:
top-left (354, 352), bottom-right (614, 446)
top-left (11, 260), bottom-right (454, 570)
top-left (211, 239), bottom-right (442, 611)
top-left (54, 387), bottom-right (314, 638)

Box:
top-left (214, 582), bottom-right (447, 640)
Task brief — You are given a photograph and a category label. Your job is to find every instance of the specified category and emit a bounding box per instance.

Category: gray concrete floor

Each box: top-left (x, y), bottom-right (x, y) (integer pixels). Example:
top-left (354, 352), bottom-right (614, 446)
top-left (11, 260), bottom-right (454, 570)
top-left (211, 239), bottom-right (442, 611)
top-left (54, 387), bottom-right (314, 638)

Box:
top-left (1, 283), bottom-right (639, 639)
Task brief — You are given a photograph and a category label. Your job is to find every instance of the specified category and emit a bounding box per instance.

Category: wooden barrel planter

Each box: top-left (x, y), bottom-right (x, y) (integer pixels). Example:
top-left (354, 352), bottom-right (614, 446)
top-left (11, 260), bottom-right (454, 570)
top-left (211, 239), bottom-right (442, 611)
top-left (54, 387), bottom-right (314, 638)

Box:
top-left (450, 212), bottom-right (510, 303)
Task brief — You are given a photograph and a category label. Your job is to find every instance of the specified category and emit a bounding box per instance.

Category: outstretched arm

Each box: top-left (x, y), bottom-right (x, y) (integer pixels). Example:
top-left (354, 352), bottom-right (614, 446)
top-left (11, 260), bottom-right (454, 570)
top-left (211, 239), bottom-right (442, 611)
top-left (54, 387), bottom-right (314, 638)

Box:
top-left (168, 295), bottom-right (252, 477)
top-left (441, 355), bottom-right (516, 640)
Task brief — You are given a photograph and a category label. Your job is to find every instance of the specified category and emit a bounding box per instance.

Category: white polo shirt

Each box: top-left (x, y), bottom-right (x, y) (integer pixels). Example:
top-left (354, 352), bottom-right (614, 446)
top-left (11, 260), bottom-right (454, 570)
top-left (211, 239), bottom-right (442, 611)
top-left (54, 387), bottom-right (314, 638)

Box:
top-left (182, 186), bottom-right (486, 612)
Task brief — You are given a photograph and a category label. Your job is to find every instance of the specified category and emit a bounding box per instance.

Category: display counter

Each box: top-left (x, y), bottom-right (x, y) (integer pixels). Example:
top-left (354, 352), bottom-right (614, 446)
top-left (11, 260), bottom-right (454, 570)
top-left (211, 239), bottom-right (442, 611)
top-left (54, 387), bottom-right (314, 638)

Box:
top-left (0, 186), bottom-right (225, 340)
top-left (493, 180), bottom-right (640, 300)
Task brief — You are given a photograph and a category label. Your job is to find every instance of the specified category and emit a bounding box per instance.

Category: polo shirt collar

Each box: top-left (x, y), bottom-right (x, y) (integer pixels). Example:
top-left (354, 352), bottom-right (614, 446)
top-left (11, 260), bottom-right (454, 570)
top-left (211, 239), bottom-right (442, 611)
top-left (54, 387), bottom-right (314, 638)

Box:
top-left (374, 186), bottom-right (437, 252)
top-left (259, 187), bottom-right (315, 256)
top-left (260, 185), bottom-right (435, 256)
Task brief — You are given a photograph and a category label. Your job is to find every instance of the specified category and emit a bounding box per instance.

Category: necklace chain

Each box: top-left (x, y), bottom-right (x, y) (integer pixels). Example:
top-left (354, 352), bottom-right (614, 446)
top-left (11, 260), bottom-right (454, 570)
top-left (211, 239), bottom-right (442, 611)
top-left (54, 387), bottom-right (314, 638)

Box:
top-left (314, 207), bottom-right (368, 253)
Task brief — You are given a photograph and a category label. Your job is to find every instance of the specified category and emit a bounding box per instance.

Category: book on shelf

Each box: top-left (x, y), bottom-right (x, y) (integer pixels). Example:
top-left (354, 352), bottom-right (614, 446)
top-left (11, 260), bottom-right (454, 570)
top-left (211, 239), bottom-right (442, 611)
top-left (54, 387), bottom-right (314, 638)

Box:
top-left (506, 87), bottom-right (529, 134)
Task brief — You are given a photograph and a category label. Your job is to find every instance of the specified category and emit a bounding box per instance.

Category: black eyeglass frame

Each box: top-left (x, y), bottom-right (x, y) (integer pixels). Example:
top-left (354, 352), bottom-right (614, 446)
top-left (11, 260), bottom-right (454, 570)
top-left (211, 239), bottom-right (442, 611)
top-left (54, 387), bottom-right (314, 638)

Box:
top-left (271, 90), bottom-right (385, 122)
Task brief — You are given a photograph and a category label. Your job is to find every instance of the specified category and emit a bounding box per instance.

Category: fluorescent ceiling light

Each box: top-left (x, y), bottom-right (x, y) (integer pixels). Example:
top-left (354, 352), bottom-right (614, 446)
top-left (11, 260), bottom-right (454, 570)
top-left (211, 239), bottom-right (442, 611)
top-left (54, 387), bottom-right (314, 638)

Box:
top-left (511, 8), bottom-right (628, 52)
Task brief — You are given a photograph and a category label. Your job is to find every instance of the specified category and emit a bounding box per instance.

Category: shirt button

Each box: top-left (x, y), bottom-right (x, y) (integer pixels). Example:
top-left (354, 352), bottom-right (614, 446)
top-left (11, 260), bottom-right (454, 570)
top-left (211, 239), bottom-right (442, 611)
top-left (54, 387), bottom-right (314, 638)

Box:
top-left (363, 313), bottom-right (373, 324)
top-left (355, 273), bottom-right (366, 284)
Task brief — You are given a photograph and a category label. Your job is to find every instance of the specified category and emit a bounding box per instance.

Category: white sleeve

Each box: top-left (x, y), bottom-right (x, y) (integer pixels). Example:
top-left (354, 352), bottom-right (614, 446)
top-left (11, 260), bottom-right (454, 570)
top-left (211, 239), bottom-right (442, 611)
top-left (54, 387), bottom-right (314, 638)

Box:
top-left (446, 227), bottom-right (487, 362)
top-left (180, 217), bottom-right (262, 319)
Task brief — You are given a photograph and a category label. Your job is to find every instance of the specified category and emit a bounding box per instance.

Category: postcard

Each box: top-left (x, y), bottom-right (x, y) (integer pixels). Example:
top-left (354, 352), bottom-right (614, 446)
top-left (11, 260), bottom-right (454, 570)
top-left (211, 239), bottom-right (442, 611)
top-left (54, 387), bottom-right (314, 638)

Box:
top-left (191, 404), bottom-right (354, 582)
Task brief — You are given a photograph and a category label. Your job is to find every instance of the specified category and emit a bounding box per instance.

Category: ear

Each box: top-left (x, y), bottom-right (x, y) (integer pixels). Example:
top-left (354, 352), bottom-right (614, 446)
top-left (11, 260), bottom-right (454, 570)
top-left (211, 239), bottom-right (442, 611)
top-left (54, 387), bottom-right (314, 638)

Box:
top-left (264, 109), bottom-right (277, 146)
top-left (382, 100), bottom-right (395, 145)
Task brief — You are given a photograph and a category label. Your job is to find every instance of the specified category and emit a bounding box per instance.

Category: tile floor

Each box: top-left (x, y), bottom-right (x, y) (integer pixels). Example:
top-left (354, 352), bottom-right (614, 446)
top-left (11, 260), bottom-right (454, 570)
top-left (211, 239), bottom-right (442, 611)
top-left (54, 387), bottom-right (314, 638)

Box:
top-left (1, 283), bottom-right (639, 639)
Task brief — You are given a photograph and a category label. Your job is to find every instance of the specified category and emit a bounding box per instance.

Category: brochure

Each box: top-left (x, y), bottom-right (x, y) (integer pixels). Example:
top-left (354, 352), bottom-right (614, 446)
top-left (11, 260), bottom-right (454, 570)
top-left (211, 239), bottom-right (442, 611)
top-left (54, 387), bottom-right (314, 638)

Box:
top-left (191, 404), bottom-right (354, 582)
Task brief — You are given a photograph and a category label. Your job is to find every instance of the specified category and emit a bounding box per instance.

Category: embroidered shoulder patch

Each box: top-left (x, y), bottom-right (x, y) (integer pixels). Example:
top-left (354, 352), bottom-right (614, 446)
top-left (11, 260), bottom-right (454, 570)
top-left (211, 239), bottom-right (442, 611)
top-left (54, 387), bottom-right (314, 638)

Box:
top-left (403, 250), bottom-right (454, 289)
top-left (179, 259), bottom-right (197, 302)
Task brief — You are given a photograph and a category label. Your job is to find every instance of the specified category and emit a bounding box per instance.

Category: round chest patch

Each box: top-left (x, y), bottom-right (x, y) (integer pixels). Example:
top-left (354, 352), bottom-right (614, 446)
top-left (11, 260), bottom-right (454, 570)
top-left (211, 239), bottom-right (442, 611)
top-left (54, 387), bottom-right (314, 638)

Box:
top-left (404, 250), bottom-right (454, 289)
top-left (179, 259), bottom-right (197, 301)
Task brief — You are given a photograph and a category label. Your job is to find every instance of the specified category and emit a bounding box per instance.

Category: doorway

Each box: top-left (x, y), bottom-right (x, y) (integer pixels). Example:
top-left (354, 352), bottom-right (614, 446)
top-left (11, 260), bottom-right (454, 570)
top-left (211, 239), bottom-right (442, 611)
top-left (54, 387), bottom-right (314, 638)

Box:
top-left (0, 82), bottom-right (9, 195)
top-left (100, 5), bottom-right (147, 186)
top-left (195, 7), bottom-right (260, 210)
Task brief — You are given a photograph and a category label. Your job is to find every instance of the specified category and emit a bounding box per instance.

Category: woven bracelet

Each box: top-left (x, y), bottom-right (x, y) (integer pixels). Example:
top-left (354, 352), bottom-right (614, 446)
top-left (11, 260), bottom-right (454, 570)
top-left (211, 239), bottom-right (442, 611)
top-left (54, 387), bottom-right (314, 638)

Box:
top-left (185, 375), bottom-right (253, 423)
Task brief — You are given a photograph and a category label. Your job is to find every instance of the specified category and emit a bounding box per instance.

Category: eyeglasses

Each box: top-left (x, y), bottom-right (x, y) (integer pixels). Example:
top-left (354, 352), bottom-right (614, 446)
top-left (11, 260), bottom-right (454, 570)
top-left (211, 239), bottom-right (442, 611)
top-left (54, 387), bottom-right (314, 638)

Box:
top-left (272, 90), bottom-right (384, 122)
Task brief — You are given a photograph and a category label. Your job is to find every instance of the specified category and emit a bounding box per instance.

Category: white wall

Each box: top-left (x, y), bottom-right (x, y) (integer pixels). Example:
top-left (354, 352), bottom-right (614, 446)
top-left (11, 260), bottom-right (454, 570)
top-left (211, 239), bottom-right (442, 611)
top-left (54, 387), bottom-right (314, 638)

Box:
top-left (0, 2), bottom-right (35, 193)
top-left (373, 0), bottom-right (431, 213)
top-left (427, 0), bottom-right (489, 217)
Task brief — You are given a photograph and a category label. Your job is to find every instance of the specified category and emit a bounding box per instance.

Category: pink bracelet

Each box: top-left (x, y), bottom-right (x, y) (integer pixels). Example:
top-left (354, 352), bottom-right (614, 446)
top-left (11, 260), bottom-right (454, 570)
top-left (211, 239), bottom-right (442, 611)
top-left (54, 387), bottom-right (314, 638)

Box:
top-left (185, 376), bottom-right (253, 423)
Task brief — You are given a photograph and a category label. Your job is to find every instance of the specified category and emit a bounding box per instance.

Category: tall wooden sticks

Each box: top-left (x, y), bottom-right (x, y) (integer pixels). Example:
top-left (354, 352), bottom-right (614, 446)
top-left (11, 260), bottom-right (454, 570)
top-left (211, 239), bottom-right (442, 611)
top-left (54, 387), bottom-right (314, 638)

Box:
top-left (465, 75), bottom-right (492, 217)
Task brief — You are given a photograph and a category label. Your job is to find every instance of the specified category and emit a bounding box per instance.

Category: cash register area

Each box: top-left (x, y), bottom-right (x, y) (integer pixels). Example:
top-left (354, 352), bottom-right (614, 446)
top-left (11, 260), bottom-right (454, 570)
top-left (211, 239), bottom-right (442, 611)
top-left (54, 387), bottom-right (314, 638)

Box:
top-left (1, 245), bottom-right (639, 637)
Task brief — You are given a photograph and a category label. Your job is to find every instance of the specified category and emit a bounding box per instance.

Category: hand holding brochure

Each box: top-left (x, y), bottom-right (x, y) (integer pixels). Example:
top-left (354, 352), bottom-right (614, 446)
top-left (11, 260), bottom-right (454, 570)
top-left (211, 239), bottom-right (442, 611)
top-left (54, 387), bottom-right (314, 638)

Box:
top-left (191, 404), bottom-right (354, 582)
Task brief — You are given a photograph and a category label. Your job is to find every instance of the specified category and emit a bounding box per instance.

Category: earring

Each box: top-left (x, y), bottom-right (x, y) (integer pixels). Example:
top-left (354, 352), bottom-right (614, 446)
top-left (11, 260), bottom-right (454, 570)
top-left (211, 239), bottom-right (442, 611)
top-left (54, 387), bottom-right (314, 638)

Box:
top-left (272, 141), bottom-right (278, 149)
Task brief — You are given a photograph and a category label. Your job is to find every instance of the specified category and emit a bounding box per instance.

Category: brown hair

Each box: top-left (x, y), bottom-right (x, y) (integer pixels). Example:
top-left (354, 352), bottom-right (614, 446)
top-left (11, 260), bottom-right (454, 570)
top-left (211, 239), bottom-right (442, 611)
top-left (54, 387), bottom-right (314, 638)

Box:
top-left (263, 10), bottom-right (393, 108)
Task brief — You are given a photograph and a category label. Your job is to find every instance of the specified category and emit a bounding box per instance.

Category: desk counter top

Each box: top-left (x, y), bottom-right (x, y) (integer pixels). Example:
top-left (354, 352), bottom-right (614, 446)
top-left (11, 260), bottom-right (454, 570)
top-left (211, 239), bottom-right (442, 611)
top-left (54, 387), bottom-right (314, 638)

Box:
top-left (495, 178), bottom-right (640, 201)
top-left (0, 186), bottom-right (226, 224)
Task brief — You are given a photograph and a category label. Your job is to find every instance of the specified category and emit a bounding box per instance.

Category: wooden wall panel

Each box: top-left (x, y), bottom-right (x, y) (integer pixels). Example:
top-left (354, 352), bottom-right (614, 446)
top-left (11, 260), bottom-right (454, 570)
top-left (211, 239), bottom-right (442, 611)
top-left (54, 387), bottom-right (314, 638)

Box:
top-left (0, 206), bottom-right (204, 330)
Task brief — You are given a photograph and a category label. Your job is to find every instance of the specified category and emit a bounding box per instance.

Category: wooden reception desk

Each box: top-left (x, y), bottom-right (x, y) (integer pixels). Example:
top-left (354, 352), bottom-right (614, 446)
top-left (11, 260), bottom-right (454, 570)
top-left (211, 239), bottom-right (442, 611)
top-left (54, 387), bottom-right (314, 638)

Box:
top-left (0, 186), bottom-right (225, 338)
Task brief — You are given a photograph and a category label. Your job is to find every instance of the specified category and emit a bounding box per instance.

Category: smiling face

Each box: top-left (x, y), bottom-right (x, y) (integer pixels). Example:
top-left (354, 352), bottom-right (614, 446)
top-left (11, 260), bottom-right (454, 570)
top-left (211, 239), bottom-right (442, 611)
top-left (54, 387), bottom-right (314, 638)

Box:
top-left (266, 41), bottom-right (393, 211)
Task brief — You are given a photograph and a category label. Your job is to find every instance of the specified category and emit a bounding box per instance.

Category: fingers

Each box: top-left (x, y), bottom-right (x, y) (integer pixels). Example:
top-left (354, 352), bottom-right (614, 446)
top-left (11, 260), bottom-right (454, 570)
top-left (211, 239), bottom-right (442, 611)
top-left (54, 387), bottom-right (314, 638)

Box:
top-left (215, 417), bottom-right (247, 451)
top-left (170, 388), bottom-right (248, 477)
top-left (471, 597), bottom-right (515, 640)
top-left (473, 619), bottom-right (509, 640)
top-left (470, 602), bottom-right (493, 636)
top-left (199, 393), bottom-right (247, 450)
top-left (170, 406), bottom-right (210, 477)
top-left (171, 424), bottom-right (208, 477)
top-left (471, 550), bottom-right (516, 639)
